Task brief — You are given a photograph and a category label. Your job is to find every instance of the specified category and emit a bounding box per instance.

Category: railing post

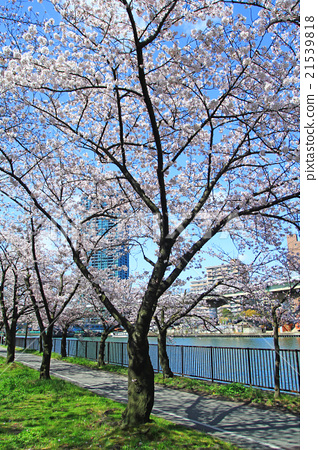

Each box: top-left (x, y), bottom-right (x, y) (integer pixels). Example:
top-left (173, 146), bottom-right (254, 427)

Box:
top-left (247, 348), bottom-right (252, 386)
top-left (181, 345), bottom-right (184, 377)
top-left (295, 350), bottom-right (300, 391)
top-left (85, 341), bottom-right (88, 359)
top-left (210, 347), bottom-right (214, 383)
top-left (157, 343), bottom-right (160, 374)
top-left (96, 341), bottom-right (98, 361)
top-left (121, 342), bottom-right (124, 366)
top-left (76, 339), bottom-right (78, 357)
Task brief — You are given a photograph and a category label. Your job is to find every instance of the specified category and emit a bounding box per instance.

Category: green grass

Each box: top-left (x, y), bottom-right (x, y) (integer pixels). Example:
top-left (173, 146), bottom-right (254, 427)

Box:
top-left (47, 353), bottom-right (300, 415)
top-left (0, 357), bottom-right (241, 449)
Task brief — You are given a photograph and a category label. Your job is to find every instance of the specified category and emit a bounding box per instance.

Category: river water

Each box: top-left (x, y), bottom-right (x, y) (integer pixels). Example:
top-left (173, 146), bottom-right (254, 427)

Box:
top-left (106, 334), bottom-right (300, 350)
top-left (19, 331), bottom-right (299, 350)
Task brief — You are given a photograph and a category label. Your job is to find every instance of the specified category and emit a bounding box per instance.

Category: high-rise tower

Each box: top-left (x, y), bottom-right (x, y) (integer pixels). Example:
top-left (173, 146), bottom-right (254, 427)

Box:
top-left (85, 200), bottom-right (129, 279)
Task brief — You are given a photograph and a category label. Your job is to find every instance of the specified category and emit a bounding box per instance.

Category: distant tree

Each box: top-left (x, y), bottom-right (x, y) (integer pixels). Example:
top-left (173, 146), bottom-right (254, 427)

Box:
top-left (153, 283), bottom-right (222, 377)
top-left (0, 239), bottom-right (33, 363)
top-left (83, 292), bottom-right (119, 367)
top-left (250, 281), bottom-right (299, 399)
top-left (84, 277), bottom-right (141, 367)
top-left (229, 251), bottom-right (300, 398)
top-left (219, 308), bottom-right (234, 324)
top-left (23, 216), bottom-right (83, 379)
top-left (55, 301), bottom-right (92, 358)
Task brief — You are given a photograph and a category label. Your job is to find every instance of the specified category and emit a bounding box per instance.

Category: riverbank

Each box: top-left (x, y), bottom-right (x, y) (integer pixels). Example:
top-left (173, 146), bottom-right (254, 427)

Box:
top-left (13, 331), bottom-right (300, 338)
top-left (165, 332), bottom-right (300, 338)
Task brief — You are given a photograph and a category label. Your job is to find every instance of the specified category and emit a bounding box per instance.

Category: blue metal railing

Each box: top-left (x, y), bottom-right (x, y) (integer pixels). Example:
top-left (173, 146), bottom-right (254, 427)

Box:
top-left (14, 336), bottom-right (300, 393)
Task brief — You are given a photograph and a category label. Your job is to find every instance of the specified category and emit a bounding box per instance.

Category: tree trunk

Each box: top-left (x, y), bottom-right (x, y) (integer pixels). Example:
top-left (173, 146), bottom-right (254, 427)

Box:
top-left (272, 307), bottom-right (280, 400)
top-left (40, 328), bottom-right (53, 380)
top-left (98, 329), bottom-right (110, 367)
top-left (157, 328), bottom-right (174, 378)
top-left (39, 334), bottom-right (43, 353)
top-left (121, 334), bottom-right (154, 427)
top-left (61, 327), bottom-right (68, 358)
top-left (5, 322), bottom-right (17, 364)
top-left (24, 323), bottom-right (29, 350)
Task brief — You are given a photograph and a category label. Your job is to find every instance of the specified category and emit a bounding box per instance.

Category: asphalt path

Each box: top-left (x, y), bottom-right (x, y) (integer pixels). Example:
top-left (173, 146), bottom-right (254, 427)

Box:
top-left (0, 347), bottom-right (300, 450)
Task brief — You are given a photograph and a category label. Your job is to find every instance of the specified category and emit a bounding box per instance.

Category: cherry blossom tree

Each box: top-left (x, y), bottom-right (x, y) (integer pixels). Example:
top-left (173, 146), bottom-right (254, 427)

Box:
top-left (0, 0), bottom-right (299, 425)
top-left (55, 300), bottom-right (92, 357)
top-left (270, 285), bottom-right (299, 399)
top-left (216, 247), bottom-right (300, 398)
top-left (153, 284), bottom-right (222, 377)
top-left (86, 274), bottom-right (144, 366)
top-left (86, 290), bottom-right (122, 367)
top-left (244, 269), bottom-right (299, 398)
top-left (22, 215), bottom-right (84, 379)
top-left (98, 319), bottom-right (118, 367)
top-left (0, 239), bottom-right (33, 363)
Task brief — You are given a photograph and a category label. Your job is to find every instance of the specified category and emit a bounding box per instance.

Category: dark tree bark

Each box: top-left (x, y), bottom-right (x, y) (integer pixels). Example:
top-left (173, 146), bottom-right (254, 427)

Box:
top-left (98, 330), bottom-right (107, 367)
top-left (121, 333), bottom-right (154, 427)
top-left (157, 326), bottom-right (174, 378)
top-left (39, 334), bottom-right (43, 353)
top-left (1, 269), bottom-right (19, 364)
top-left (61, 326), bottom-right (68, 358)
top-left (154, 312), bottom-right (174, 378)
top-left (5, 320), bottom-right (17, 364)
top-left (272, 305), bottom-right (281, 400)
top-left (39, 326), bottom-right (53, 380)
top-left (24, 323), bottom-right (29, 350)
top-left (98, 326), bottom-right (113, 367)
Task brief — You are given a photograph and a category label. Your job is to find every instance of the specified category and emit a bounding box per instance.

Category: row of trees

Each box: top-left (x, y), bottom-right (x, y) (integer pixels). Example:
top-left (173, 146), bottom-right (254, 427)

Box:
top-left (0, 215), bottom-right (100, 369)
top-left (0, 225), bottom-right (299, 400)
top-left (0, 0), bottom-right (299, 427)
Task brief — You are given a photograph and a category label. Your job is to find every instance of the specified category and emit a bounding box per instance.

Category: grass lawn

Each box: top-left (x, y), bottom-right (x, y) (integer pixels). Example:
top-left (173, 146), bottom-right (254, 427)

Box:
top-left (0, 357), bottom-right (242, 450)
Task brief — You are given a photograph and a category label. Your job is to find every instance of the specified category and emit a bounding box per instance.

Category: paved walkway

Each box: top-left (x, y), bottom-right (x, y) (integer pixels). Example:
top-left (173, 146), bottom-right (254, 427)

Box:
top-left (0, 348), bottom-right (300, 450)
